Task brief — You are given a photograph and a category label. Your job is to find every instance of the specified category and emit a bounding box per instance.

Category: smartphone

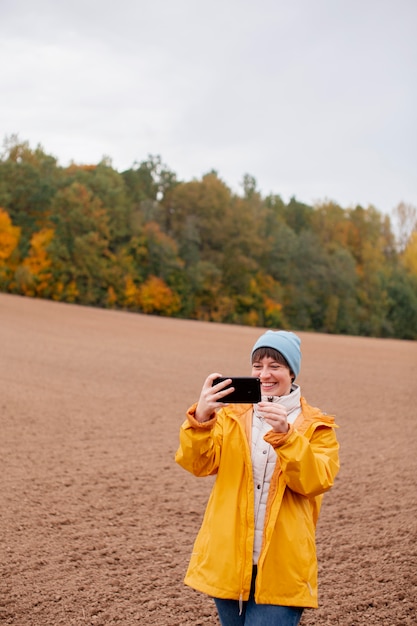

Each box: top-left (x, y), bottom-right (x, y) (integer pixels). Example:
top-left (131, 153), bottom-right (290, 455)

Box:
top-left (212, 377), bottom-right (261, 403)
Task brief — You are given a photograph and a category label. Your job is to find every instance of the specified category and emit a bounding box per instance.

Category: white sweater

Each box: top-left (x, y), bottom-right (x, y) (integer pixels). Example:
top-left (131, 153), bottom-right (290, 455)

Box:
top-left (251, 385), bottom-right (302, 563)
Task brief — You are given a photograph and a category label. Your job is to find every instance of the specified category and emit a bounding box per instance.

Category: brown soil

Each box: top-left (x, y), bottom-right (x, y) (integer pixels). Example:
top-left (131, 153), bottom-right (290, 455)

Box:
top-left (1, 293), bottom-right (416, 626)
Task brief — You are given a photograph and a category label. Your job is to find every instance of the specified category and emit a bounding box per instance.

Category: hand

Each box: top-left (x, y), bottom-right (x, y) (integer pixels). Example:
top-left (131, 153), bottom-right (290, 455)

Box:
top-left (195, 374), bottom-right (234, 423)
top-left (256, 401), bottom-right (289, 433)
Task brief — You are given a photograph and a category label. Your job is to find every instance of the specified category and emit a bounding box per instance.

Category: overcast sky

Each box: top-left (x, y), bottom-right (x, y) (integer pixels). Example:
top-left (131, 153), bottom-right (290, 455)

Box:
top-left (1, 0), bottom-right (416, 214)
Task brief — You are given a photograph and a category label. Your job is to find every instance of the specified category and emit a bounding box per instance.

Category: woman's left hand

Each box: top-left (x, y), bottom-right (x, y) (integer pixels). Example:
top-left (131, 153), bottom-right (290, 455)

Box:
top-left (256, 401), bottom-right (289, 433)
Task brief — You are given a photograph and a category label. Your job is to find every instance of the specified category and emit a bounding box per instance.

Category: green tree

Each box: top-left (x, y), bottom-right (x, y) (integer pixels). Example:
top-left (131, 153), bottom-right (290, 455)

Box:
top-left (384, 267), bottom-right (417, 339)
top-left (48, 182), bottom-right (113, 305)
top-left (141, 221), bottom-right (184, 286)
top-left (0, 137), bottom-right (62, 252)
top-left (159, 172), bottom-right (231, 253)
top-left (65, 160), bottom-right (132, 246)
top-left (123, 155), bottom-right (177, 203)
top-left (284, 231), bottom-right (358, 334)
top-left (283, 196), bottom-right (314, 233)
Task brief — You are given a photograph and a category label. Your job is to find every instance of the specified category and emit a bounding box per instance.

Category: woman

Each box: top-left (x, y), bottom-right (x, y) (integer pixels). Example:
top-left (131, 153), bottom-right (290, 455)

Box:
top-left (175, 330), bottom-right (340, 626)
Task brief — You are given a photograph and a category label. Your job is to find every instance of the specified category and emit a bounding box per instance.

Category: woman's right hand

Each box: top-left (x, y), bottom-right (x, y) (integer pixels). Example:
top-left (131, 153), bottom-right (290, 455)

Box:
top-left (195, 373), bottom-right (234, 422)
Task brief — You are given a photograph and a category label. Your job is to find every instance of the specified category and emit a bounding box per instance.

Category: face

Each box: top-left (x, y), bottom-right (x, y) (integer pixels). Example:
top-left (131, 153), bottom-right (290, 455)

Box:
top-left (251, 355), bottom-right (293, 397)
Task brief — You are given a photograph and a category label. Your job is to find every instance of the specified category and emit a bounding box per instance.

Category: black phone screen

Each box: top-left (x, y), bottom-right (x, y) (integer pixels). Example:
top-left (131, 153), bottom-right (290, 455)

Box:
top-left (212, 377), bottom-right (261, 403)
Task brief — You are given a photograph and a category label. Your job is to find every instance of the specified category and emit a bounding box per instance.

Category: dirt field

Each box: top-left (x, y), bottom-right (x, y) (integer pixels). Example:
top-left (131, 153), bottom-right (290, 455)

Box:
top-left (0, 293), bottom-right (416, 626)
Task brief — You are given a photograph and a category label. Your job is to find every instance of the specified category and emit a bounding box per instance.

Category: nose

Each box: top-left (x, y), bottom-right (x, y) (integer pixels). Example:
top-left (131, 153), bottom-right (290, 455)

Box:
top-left (259, 367), bottom-right (271, 379)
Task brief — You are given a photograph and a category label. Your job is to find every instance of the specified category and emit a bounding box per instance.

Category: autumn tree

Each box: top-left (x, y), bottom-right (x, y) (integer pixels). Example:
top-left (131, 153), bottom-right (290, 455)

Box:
top-left (123, 155), bottom-right (177, 204)
top-left (159, 172), bottom-right (232, 260)
top-left (0, 208), bottom-right (21, 290)
top-left (311, 201), bottom-right (355, 250)
top-left (392, 202), bottom-right (417, 252)
top-left (283, 196), bottom-right (314, 234)
top-left (137, 275), bottom-right (180, 316)
top-left (64, 160), bottom-right (132, 246)
top-left (0, 136), bottom-right (62, 252)
top-left (16, 228), bottom-right (55, 298)
top-left (0, 208), bottom-right (20, 261)
top-left (47, 182), bottom-right (113, 305)
top-left (401, 231), bottom-right (417, 277)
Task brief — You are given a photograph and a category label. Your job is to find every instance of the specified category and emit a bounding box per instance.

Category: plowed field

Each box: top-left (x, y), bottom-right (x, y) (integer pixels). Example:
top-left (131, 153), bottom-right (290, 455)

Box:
top-left (1, 293), bottom-right (416, 625)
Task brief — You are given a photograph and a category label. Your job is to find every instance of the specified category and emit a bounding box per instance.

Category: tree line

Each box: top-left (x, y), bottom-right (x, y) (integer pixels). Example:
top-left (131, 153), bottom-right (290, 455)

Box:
top-left (1, 137), bottom-right (416, 339)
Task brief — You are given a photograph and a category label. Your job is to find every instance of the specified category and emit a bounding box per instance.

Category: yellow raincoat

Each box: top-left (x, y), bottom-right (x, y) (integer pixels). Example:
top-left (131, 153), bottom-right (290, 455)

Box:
top-left (175, 397), bottom-right (339, 608)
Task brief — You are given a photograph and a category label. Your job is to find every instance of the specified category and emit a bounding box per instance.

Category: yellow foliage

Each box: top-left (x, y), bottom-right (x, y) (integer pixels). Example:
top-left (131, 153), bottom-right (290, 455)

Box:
top-left (312, 202), bottom-right (353, 249)
top-left (65, 163), bottom-right (97, 173)
top-left (23, 229), bottom-right (54, 273)
top-left (196, 295), bottom-right (235, 323)
top-left (21, 228), bottom-right (54, 296)
top-left (245, 310), bottom-right (260, 327)
top-left (51, 281), bottom-right (79, 303)
top-left (124, 276), bottom-right (139, 308)
top-left (106, 286), bottom-right (118, 307)
top-left (264, 297), bottom-right (282, 315)
top-left (0, 208), bottom-right (20, 262)
top-left (52, 282), bottom-right (64, 301)
top-left (263, 297), bottom-right (284, 327)
top-left (137, 276), bottom-right (180, 315)
top-left (65, 281), bottom-right (79, 303)
top-left (401, 231), bottom-right (417, 276)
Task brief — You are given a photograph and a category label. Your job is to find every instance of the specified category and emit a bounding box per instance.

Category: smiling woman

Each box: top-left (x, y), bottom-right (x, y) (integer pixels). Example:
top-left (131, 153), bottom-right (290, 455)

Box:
top-left (251, 330), bottom-right (301, 393)
top-left (175, 329), bottom-right (340, 626)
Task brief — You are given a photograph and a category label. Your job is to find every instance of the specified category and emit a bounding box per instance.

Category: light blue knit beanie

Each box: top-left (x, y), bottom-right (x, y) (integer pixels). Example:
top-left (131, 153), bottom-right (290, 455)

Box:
top-left (251, 330), bottom-right (301, 378)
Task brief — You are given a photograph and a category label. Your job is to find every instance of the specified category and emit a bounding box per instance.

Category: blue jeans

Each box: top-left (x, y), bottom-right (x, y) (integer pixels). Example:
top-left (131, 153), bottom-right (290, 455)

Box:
top-left (213, 567), bottom-right (304, 626)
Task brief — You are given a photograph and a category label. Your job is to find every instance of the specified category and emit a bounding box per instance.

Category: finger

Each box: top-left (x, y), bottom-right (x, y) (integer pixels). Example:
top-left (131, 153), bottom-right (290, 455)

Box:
top-left (204, 373), bottom-right (223, 389)
top-left (215, 386), bottom-right (235, 401)
top-left (211, 377), bottom-right (233, 394)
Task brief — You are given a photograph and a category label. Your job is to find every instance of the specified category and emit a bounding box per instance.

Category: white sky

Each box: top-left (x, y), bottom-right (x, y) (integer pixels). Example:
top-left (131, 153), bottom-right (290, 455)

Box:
top-left (1, 0), bottom-right (416, 214)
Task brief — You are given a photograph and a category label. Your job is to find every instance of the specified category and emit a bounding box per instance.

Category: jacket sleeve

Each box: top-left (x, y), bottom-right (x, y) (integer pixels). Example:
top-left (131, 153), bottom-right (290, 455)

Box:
top-left (264, 420), bottom-right (340, 497)
top-left (174, 403), bottom-right (223, 477)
